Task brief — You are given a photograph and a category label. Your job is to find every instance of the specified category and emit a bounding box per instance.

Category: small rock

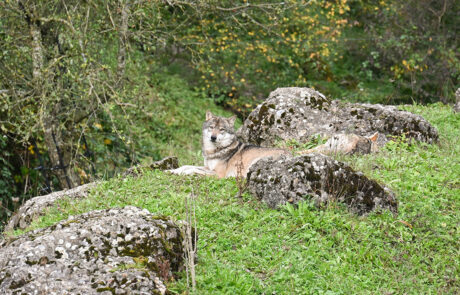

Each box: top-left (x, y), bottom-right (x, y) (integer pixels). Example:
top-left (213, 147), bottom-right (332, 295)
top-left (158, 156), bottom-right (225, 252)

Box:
top-left (454, 88), bottom-right (460, 113)
top-left (122, 156), bottom-right (179, 178)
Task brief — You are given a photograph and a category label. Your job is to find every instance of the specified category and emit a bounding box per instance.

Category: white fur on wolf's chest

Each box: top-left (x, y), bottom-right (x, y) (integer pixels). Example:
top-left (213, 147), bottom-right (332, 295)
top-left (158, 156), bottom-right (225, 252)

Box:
top-left (202, 139), bottom-right (221, 171)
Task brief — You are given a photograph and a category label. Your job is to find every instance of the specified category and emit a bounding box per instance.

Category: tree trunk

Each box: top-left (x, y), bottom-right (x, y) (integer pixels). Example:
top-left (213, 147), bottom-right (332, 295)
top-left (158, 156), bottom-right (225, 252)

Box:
top-left (30, 22), bottom-right (44, 82)
top-left (28, 9), bottom-right (80, 189)
top-left (116, 0), bottom-right (130, 87)
top-left (42, 119), bottom-right (80, 189)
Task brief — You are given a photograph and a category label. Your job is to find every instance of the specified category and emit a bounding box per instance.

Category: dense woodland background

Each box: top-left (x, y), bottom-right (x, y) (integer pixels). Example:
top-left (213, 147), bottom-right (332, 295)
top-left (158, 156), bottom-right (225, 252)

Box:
top-left (0, 0), bottom-right (458, 226)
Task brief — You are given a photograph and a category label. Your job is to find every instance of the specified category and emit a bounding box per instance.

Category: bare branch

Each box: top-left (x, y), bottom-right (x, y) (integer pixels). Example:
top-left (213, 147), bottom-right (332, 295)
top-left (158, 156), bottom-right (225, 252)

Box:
top-left (106, 3), bottom-right (117, 29)
top-left (215, 2), bottom-right (286, 12)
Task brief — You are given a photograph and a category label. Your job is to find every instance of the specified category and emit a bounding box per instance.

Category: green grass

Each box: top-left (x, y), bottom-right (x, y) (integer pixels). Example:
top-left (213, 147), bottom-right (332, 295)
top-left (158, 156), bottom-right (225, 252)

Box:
top-left (5, 103), bottom-right (460, 294)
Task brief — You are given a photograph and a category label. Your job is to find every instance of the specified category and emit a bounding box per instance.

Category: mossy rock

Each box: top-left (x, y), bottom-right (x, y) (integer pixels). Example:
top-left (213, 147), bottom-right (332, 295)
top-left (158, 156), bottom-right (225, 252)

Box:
top-left (0, 206), bottom-right (192, 295)
top-left (238, 87), bottom-right (438, 147)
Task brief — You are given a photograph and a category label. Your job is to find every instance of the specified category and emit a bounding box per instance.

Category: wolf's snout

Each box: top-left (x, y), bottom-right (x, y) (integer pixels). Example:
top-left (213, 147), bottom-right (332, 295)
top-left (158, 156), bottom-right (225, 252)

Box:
top-left (210, 135), bottom-right (217, 142)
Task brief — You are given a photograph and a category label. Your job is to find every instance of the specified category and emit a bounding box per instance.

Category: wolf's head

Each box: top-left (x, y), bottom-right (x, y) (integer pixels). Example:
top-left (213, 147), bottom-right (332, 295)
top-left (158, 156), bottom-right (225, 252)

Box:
top-left (202, 111), bottom-right (237, 151)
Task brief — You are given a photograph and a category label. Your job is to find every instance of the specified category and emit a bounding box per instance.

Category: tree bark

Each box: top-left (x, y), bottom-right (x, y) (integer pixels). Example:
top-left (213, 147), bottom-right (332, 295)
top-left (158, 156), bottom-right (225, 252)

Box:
top-left (116, 0), bottom-right (130, 87)
top-left (42, 120), bottom-right (80, 189)
top-left (30, 22), bottom-right (44, 82)
top-left (28, 7), bottom-right (80, 189)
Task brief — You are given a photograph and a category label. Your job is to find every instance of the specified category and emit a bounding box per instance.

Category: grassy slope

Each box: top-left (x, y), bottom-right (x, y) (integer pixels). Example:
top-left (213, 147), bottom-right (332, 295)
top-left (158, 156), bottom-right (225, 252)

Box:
top-left (7, 103), bottom-right (459, 294)
top-left (120, 73), bottom-right (236, 167)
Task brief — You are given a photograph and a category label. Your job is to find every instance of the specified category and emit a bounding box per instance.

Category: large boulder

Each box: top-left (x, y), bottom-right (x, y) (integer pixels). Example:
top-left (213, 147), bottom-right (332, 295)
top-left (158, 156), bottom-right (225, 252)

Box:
top-left (247, 154), bottom-right (397, 215)
top-left (5, 182), bottom-right (97, 232)
top-left (0, 206), bottom-right (189, 295)
top-left (238, 87), bottom-right (438, 147)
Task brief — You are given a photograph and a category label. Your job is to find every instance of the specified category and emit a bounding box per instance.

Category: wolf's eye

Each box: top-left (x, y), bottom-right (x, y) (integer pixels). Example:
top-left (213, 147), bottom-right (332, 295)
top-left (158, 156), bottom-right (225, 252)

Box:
top-left (219, 128), bottom-right (225, 131)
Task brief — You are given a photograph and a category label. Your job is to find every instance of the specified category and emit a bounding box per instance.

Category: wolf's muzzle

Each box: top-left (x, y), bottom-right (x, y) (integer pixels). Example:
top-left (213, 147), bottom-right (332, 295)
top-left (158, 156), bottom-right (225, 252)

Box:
top-left (211, 135), bottom-right (217, 142)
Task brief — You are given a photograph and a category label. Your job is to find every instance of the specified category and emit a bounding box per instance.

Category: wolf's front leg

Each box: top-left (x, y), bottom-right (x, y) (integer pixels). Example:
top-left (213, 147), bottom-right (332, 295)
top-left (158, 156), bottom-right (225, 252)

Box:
top-left (167, 165), bottom-right (217, 176)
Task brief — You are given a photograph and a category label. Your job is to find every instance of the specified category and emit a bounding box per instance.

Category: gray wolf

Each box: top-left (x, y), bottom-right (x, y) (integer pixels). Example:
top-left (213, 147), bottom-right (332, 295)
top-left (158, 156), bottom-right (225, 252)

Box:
top-left (168, 111), bottom-right (288, 178)
top-left (169, 112), bottom-right (379, 178)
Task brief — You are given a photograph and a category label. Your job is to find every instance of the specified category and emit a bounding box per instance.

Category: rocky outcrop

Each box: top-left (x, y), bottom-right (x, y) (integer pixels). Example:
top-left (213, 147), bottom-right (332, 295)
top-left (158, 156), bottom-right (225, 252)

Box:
top-left (5, 182), bottom-right (97, 232)
top-left (247, 154), bottom-right (397, 215)
top-left (0, 206), bottom-right (189, 295)
top-left (238, 87), bottom-right (438, 147)
top-left (454, 88), bottom-right (460, 113)
top-left (122, 156), bottom-right (179, 178)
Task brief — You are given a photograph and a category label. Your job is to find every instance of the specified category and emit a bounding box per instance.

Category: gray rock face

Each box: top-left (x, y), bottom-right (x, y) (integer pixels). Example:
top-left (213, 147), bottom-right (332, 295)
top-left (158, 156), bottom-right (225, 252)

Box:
top-left (122, 156), bottom-right (179, 178)
top-left (247, 154), bottom-right (397, 215)
top-left (454, 88), bottom-right (460, 113)
top-left (238, 87), bottom-right (438, 147)
top-left (5, 182), bottom-right (97, 232)
top-left (0, 206), bottom-right (188, 295)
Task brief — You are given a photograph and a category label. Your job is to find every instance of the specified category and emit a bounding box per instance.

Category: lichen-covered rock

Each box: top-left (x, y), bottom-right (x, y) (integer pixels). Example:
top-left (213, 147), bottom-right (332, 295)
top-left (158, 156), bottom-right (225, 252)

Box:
top-left (0, 206), bottom-right (189, 295)
top-left (122, 156), bottom-right (179, 178)
top-left (238, 87), bottom-right (438, 147)
top-left (247, 154), bottom-right (397, 215)
top-left (5, 182), bottom-right (97, 232)
top-left (454, 88), bottom-right (460, 113)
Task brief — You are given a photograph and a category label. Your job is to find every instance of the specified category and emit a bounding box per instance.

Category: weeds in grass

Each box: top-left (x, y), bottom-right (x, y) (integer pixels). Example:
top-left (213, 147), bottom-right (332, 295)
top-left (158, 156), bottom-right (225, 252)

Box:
top-left (234, 154), bottom-right (248, 199)
top-left (183, 192), bottom-right (197, 294)
top-left (276, 134), bottom-right (326, 155)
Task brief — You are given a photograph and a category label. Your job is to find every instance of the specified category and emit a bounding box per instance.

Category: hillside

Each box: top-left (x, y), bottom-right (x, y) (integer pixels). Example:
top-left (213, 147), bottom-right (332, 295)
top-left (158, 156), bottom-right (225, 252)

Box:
top-left (1, 0), bottom-right (458, 230)
top-left (0, 1), bottom-right (458, 292)
top-left (7, 102), bottom-right (459, 294)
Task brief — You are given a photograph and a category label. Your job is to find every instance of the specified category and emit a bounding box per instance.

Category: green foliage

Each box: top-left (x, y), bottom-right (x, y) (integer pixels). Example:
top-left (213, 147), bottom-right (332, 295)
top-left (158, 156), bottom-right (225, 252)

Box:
top-left (11, 103), bottom-right (459, 294)
top-left (337, 0), bottom-right (459, 103)
top-left (165, 1), bottom-right (352, 115)
top-left (144, 0), bottom-right (458, 109)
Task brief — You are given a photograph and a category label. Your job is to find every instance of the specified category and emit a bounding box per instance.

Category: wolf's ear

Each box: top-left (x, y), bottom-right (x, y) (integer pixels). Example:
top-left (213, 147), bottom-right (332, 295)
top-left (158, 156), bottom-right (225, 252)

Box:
top-left (205, 110), bottom-right (214, 121)
top-left (227, 115), bottom-right (237, 126)
top-left (368, 132), bottom-right (379, 142)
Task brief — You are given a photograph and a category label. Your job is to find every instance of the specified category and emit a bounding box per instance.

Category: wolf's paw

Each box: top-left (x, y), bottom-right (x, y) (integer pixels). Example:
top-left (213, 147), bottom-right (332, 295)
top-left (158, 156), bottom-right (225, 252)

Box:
top-left (167, 166), bottom-right (194, 175)
top-left (167, 165), bottom-right (216, 176)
